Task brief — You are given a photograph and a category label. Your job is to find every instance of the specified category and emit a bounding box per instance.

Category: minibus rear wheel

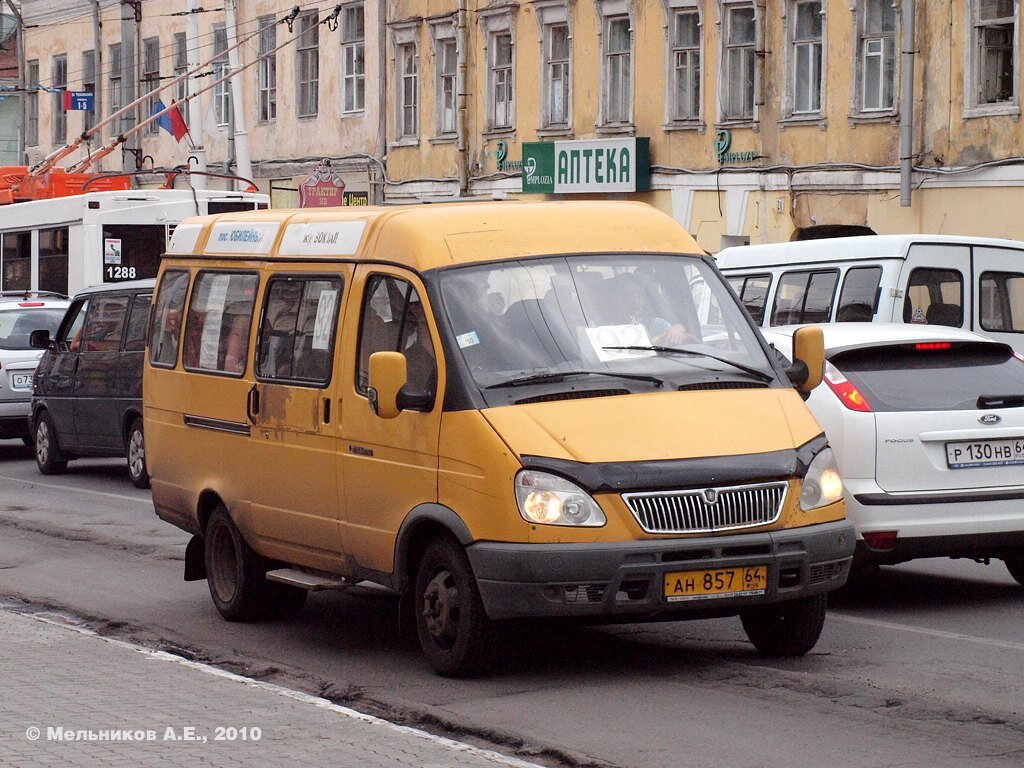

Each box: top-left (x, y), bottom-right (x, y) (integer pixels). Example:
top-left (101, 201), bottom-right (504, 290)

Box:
top-left (205, 507), bottom-right (271, 622)
top-left (414, 537), bottom-right (497, 677)
top-left (740, 593), bottom-right (827, 657)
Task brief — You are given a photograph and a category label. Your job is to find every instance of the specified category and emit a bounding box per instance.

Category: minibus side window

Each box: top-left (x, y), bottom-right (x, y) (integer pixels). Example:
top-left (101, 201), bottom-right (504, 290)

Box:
top-left (124, 293), bottom-right (152, 352)
top-left (150, 270), bottom-right (190, 367)
top-left (182, 271), bottom-right (259, 376)
top-left (727, 274), bottom-right (771, 324)
top-left (256, 276), bottom-right (343, 384)
top-left (980, 271), bottom-right (1024, 333)
top-left (770, 270), bottom-right (838, 325)
top-left (79, 295), bottom-right (128, 353)
top-left (356, 275), bottom-right (436, 403)
top-left (835, 266), bottom-right (881, 322)
top-left (902, 268), bottom-right (963, 326)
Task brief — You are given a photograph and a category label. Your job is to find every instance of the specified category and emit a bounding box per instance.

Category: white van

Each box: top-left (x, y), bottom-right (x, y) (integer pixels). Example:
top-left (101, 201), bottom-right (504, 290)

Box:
top-left (715, 235), bottom-right (1024, 355)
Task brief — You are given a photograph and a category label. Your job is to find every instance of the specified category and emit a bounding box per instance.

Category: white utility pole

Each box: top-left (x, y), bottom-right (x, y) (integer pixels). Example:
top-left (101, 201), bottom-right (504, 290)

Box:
top-left (224, 0), bottom-right (251, 187)
top-left (185, 0), bottom-right (207, 188)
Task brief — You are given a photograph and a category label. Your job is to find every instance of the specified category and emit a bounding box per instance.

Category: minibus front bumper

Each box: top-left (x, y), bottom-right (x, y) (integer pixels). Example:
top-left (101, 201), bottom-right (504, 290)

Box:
top-left (466, 520), bottom-right (855, 620)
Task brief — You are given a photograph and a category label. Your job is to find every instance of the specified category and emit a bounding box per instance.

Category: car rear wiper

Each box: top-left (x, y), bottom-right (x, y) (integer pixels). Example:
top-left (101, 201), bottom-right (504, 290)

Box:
top-left (977, 394), bottom-right (1024, 409)
top-left (485, 370), bottom-right (665, 389)
top-left (602, 345), bottom-right (776, 383)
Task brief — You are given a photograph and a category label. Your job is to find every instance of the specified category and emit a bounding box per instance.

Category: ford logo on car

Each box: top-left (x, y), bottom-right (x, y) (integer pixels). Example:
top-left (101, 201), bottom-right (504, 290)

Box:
top-left (979, 413), bottom-right (1002, 425)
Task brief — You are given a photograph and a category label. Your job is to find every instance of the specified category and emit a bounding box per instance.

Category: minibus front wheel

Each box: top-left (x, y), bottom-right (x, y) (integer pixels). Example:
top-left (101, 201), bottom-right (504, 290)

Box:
top-left (739, 593), bottom-right (827, 657)
top-left (414, 537), bottom-right (497, 678)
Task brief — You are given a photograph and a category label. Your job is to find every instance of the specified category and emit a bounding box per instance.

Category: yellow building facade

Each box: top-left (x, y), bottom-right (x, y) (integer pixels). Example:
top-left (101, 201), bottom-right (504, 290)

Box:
top-left (17, 2), bottom-right (1024, 251)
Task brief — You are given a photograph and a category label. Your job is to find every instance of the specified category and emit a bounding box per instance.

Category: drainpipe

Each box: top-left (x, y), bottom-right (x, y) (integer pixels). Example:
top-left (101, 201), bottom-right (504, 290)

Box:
top-left (900, 0), bottom-right (915, 207)
top-left (225, 0), bottom-right (252, 189)
top-left (376, 0), bottom-right (386, 204)
top-left (753, 0), bottom-right (766, 108)
top-left (186, 0), bottom-right (207, 189)
top-left (457, 1), bottom-right (470, 196)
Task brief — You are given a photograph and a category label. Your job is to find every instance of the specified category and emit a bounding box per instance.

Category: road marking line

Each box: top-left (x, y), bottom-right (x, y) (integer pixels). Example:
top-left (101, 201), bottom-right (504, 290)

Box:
top-left (831, 612), bottom-right (1024, 652)
top-left (0, 474), bottom-right (152, 505)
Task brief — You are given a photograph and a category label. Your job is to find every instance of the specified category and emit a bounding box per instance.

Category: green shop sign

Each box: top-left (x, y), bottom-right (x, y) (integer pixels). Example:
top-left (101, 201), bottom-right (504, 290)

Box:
top-left (714, 130), bottom-right (758, 164)
top-left (522, 137), bottom-right (650, 194)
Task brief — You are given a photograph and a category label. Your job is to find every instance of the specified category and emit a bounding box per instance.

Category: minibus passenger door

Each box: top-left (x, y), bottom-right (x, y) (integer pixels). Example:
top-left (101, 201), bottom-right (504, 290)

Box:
top-left (247, 274), bottom-right (347, 570)
top-left (339, 269), bottom-right (442, 575)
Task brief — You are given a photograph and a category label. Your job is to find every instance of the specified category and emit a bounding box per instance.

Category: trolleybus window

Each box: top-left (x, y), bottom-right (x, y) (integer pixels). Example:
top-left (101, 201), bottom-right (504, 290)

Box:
top-left (101, 225), bottom-right (166, 283)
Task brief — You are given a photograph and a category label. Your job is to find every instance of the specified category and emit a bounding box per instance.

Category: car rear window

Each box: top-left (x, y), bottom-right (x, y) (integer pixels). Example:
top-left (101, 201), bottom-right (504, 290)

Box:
top-left (831, 342), bottom-right (1024, 412)
top-left (0, 308), bottom-right (66, 350)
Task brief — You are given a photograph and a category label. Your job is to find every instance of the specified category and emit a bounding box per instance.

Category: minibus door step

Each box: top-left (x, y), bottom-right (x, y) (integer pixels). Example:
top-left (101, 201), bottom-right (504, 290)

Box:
top-left (265, 569), bottom-right (350, 591)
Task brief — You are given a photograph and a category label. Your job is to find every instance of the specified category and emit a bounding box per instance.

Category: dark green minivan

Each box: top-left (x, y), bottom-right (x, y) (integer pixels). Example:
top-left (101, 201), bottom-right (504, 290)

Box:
top-left (29, 279), bottom-right (156, 487)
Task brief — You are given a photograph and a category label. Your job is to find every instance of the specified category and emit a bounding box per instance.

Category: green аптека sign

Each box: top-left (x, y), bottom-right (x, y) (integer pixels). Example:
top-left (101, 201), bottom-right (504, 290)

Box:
top-left (522, 137), bottom-right (650, 194)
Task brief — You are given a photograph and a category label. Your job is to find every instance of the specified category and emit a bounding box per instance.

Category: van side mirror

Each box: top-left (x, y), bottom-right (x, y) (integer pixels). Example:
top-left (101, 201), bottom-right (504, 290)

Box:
top-left (29, 329), bottom-right (52, 350)
top-left (368, 351), bottom-right (407, 419)
top-left (790, 326), bottom-right (824, 393)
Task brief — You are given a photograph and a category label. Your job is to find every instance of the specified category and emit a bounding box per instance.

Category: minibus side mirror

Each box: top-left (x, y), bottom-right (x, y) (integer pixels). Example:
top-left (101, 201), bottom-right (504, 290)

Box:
top-left (368, 351), bottom-right (407, 419)
top-left (29, 329), bottom-right (52, 350)
top-left (789, 326), bottom-right (825, 393)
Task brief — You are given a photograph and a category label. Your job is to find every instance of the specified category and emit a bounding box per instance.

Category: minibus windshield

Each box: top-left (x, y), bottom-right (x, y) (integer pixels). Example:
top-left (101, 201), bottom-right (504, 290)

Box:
top-left (438, 254), bottom-right (777, 400)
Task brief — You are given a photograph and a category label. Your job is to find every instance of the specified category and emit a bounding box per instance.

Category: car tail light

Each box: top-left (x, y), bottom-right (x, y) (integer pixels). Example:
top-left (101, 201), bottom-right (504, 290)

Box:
top-left (915, 342), bottom-right (951, 351)
top-left (862, 530), bottom-right (898, 550)
top-left (823, 361), bottom-right (872, 412)
top-left (18, 302), bottom-right (44, 307)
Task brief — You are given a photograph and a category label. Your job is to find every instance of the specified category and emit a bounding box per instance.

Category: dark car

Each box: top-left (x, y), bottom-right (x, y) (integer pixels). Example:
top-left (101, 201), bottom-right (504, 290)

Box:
top-left (29, 279), bottom-right (156, 487)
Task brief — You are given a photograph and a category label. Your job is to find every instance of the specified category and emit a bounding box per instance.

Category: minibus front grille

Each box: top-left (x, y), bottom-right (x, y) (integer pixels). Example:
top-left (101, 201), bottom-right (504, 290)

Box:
top-left (622, 482), bottom-right (787, 534)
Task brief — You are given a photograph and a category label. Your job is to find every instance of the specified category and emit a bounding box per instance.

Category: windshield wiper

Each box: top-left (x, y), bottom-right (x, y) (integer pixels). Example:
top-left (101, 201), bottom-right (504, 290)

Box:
top-left (485, 370), bottom-right (665, 390)
top-left (977, 394), bottom-right (1024, 409)
top-left (602, 345), bottom-right (776, 383)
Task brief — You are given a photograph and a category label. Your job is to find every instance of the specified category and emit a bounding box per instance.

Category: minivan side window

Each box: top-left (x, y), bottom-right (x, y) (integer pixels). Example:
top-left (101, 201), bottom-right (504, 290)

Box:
top-left (150, 270), bottom-right (190, 367)
top-left (256, 276), bottom-right (343, 384)
top-left (770, 270), bottom-right (838, 326)
top-left (183, 271), bottom-right (259, 376)
top-left (835, 266), bottom-right (882, 322)
top-left (356, 275), bottom-right (436, 402)
top-left (903, 268), bottom-right (963, 326)
top-left (61, 300), bottom-right (89, 351)
top-left (726, 274), bottom-right (771, 324)
top-left (980, 271), bottom-right (1024, 333)
top-left (124, 293), bottom-right (153, 352)
top-left (79, 294), bottom-right (128, 353)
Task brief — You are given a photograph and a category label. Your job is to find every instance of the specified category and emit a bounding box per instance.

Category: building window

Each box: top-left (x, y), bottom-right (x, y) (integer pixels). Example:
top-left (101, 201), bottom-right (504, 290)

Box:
top-left (858, 0), bottom-right (896, 112)
top-left (341, 4), bottom-right (365, 113)
top-left (173, 33), bottom-right (188, 103)
top-left (489, 32), bottom-right (514, 130)
top-left (543, 22), bottom-right (571, 128)
top-left (790, 0), bottom-right (823, 115)
top-left (108, 43), bottom-right (122, 137)
top-left (671, 9), bottom-right (701, 121)
top-left (972, 0), bottom-right (1017, 106)
top-left (722, 2), bottom-right (756, 120)
top-left (82, 50), bottom-right (96, 134)
top-left (434, 31), bottom-right (457, 136)
top-left (26, 60), bottom-right (39, 147)
top-left (397, 42), bottom-right (419, 138)
top-left (143, 38), bottom-right (160, 135)
top-left (212, 26), bottom-right (230, 126)
top-left (52, 55), bottom-right (67, 145)
top-left (258, 16), bottom-right (277, 122)
top-left (297, 11), bottom-right (320, 118)
top-left (603, 16), bottom-right (632, 125)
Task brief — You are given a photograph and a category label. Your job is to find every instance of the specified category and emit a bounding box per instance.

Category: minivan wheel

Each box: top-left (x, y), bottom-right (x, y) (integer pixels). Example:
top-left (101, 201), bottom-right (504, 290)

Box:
top-left (126, 417), bottom-right (150, 489)
top-left (414, 537), bottom-right (497, 677)
top-left (740, 593), bottom-right (828, 657)
top-left (204, 507), bottom-right (270, 622)
top-left (1004, 552), bottom-right (1024, 587)
top-left (34, 411), bottom-right (67, 475)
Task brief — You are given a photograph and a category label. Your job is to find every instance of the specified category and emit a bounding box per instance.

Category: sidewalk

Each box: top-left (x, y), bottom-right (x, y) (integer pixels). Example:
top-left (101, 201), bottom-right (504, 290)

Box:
top-left (0, 606), bottom-right (543, 768)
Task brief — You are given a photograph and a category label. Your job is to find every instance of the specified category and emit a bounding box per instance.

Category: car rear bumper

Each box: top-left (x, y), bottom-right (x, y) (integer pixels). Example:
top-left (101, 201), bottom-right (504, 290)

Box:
top-left (467, 520), bottom-right (855, 620)
top-left (0, 401), bottom-right (31, 439)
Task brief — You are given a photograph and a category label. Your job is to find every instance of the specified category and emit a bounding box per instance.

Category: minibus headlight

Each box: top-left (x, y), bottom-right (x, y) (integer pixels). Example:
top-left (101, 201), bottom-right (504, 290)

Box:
top-left (799, 447), bottom-right (844, 511)
top-left (515, 470), bottom-right (606, 527)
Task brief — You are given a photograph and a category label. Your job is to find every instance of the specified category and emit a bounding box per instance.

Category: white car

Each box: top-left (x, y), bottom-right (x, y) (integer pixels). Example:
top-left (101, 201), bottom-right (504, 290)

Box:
top-left (764, 323), bottom-right (1024, 585)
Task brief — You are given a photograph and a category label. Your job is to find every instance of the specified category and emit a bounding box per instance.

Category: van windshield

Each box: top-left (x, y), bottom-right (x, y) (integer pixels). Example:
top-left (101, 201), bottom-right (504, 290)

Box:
top-left (438, 254), bottom-right (777, 400)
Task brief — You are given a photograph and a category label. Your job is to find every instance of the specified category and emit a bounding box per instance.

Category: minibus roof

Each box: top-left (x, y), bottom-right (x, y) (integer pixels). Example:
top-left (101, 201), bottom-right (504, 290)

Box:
top-left (167, 201), bottom-right (703, 271)
top-left (715, 233), bottom-right (1024, 270)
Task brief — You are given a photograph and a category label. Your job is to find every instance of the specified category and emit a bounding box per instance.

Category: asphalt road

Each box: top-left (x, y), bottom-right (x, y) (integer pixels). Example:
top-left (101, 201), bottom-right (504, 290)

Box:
top-left (1, 440), bottom-right (1022, 768)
